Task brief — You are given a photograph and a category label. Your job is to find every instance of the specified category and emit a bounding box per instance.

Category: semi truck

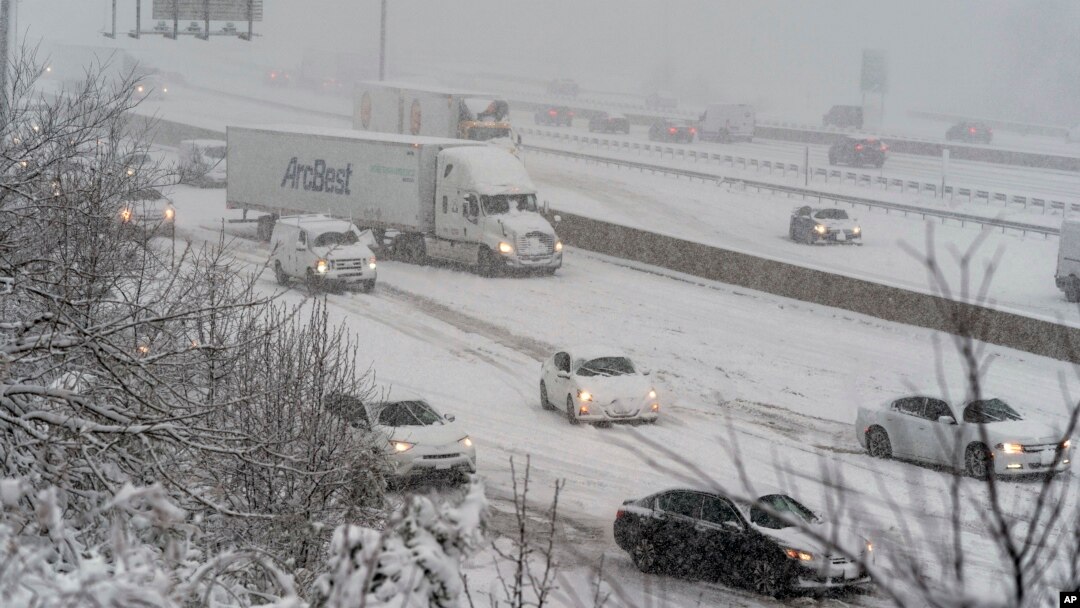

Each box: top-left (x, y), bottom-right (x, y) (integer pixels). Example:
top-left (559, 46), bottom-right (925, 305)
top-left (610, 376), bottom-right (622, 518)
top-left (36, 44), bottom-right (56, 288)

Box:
top-left (353, 82), bottom-right (519, 154)
top-left (226, 126), bottom-right (562, 276)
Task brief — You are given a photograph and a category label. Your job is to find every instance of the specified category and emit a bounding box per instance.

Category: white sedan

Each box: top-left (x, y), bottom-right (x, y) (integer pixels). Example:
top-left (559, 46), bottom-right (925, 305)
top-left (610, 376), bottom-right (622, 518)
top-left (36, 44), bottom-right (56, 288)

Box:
top-left (855, 395), bottom-right (1071, 478)
top-left (539, 346), bottom-right (659, 425)
top-left (328, 394), bottom-right (476, 481)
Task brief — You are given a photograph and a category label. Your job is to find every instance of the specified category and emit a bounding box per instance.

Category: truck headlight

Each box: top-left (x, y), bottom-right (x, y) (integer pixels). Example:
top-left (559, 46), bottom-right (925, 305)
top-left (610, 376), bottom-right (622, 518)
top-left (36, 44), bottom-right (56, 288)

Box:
top-left (814, 224), bottom-right (826, 234)
top-left (316, 259), bottom-right (329, 274)
top-left (554, 240), bottom-right (563, 252)
top-left (852, 226), bottom-right (861, 234)
top-left (164, 207), bottom-right (175, 221)
top-left (459, 436), bottom-right (473, 448)
top-left (497, 241), bottom-right (514, 255)
top-left (998, 442), bottom-right (1023, 454)
top-left (368, 256), bottom-right (377, 270)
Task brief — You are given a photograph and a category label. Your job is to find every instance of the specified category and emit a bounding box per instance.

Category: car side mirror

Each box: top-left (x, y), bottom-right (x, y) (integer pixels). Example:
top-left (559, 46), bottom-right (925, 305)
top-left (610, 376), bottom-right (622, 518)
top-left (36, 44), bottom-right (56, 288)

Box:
top-left (938, 416), bottom-right (957, 425)
top-left (444, 413), bottom-right (456, 422)
top-left (296, 242), bottom-right (306, 251)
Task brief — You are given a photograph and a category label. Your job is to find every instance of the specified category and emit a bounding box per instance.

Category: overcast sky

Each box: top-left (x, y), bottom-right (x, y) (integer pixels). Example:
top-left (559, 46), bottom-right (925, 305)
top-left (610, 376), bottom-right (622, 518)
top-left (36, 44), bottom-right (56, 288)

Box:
top-left (14, 0), bottom-right (1080, 124)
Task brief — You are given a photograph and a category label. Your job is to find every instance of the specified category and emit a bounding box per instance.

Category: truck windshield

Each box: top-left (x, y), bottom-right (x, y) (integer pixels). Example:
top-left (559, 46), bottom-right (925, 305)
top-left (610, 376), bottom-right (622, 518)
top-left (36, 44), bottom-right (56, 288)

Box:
top-left (466, 127), bottom-right (512, 141)
top-left (314, 231), bottom-right (360, 247)
top-left (481, 194), bottom-right (537, 215)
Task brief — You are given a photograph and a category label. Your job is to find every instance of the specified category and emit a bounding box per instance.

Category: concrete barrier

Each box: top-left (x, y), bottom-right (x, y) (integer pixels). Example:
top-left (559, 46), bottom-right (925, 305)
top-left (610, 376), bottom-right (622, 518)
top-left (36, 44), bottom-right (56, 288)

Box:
top-left (547, 210), bottom-right (1080, 363)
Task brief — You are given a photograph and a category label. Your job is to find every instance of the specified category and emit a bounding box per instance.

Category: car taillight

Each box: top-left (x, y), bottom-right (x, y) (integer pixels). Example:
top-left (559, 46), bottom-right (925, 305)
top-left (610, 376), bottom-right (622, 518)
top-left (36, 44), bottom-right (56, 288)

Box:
top-left (689, 127), bottom-right (696, 133)
top-left (880, 143), bottom-right (888, 151)
top-left (969, 127), bottom-right (977, 134)
top-left (669, 127), bottom-right (677, 133)
top-left (616, 509), bottom-right (625, 520)
top-left (549, 110), bottom-right (557, 116)
top-left (269, 71), bottom-right (277, 79)
top-left (855, 144), bottom-right (864, 151)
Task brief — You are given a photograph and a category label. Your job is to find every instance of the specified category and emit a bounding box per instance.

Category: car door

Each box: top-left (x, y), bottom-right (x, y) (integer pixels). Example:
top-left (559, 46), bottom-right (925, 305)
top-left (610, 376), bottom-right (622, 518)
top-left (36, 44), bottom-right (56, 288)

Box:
top-left (549, 351), bottom-right (573, 402)
top-left (920, 398), bottom-right (959, 465)
top-left (884, 397), bottom-right (925, 459)
top-left (695, 494), bottom-right (747, 579)
top-left (653, 491), bottom-right (704, 573)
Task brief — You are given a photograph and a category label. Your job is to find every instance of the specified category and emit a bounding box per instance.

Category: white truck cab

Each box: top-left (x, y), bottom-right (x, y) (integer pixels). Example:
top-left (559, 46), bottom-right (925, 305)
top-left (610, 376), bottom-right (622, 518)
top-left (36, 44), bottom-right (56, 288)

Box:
top-left (270, 215), bottom-right (378, 293)
top-left (1056, 218), bottom-right (1080, 301)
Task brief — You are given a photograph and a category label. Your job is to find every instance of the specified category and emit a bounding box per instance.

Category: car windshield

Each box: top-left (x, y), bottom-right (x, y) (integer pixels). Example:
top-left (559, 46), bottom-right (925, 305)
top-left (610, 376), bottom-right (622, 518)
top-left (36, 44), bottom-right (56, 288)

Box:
top-left (127, 188), bottom-right (163, 201)
top-left (376, 400), bottom-right (443, 427)
top-left (576, 356), bottom-right (635, 377)
top-left (749, 494), bottom-right (820, 529)
top-left (814, 209), bottom-right (849, 220)
top-left (313, 231), bottom-right (360, 247)
top-left (481, 194), bottom-right (537, 215)
top-left (963, 399), bottom-right (1023, 423)
top-left (466, 127), bottom-right (511, 141)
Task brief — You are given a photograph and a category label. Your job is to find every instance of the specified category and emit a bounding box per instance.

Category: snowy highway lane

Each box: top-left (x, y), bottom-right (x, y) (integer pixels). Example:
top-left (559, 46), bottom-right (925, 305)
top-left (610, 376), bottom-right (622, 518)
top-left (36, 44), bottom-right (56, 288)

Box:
top-left (171, 186), bottom-right (1079, 607)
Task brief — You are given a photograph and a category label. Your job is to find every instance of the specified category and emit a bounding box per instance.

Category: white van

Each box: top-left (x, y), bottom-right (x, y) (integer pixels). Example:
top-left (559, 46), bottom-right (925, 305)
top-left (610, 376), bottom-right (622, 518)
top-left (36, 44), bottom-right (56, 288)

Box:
top-left (270, 215), bottom-right (378, 293)
top-left (1056, 218), bottom-right (1080, 301)
top-left (697, 103), bottom-right (755, 143)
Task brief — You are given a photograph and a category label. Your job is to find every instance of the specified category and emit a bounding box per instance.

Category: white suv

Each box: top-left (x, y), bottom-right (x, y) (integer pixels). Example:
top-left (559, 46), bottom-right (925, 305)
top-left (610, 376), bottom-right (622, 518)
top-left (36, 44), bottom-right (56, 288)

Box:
top-left (270, 215), bottom-right (378, 293)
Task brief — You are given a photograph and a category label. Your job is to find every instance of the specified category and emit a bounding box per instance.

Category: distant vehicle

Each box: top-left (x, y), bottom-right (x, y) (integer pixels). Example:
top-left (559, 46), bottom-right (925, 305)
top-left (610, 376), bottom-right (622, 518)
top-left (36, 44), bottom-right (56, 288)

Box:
top-left (132, 74), bottom-right (170, 101)
top-left (648, 119), bottom-right (695, 143)
top-left (184, 21), bottom-right (202, 34)
top-left (789, 206), bottom-right (862, 245)
top-left (264, 68), bottom-right (292, 87)
top-left (327, 393), bottom-right (477, 481)
top-left (119, 151), bottom-right (155, 178)
top-left (539, 346), bottom-right (659, 425)
top-left (270, 215), bottom-right (377, 293)
top-left (827, 136), bottom-right (887, 168)
top-left (534, 105), bottom-right (574, 127)
top-left (221, 22), bottom-right (237, 35)
top-left (547, 79), bottom-right (580, 97)
top-left (588, 111), bottom-right (630, 134)
top-left (697, 103), bottom-right (755, 143)
top-left (855, 395), bottom-right (1072, 479)
top-left (227, 126), bottom-right (562, 275)
top-left (152, 20), bottom-right (169, 33)
top-left (945, 121), bottom-right (993, 144)
top-left (644, 91), bottom-right (678, 110)
top-left (822, 105), bottom-right (864, 129)
top-left (118, 188), bottom-right (175, 236)
top-left (1056, 219), bottom-right (1080, 301)
top-left (179, 139), bottom-right (226, 187)
top-left (613, 488), bottom-right (873, 596)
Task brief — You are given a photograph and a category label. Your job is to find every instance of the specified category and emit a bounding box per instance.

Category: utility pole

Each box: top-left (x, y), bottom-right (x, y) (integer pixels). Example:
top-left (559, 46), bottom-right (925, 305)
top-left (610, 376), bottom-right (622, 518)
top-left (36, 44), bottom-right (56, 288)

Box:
top-left (129, 0), bottom-right (141, 39)
top-left (104, 0), bottom-right (116, 38)
top-left (378, 0), bottom-right (387, 81)
top-left (0, 0), bottom-right (10, 124)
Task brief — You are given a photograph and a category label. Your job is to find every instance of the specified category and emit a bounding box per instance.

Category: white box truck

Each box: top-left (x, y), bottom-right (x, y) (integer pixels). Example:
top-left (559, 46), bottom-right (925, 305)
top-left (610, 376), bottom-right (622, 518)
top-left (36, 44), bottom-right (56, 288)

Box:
top-left (226, 126), bottom-right (562, 276)
top-left (1056, 218), bottom-right (1080, 301)
top-left (354, 82), bottom-right (519, 155)
top-left (697, 103), bottom-right (755, 143)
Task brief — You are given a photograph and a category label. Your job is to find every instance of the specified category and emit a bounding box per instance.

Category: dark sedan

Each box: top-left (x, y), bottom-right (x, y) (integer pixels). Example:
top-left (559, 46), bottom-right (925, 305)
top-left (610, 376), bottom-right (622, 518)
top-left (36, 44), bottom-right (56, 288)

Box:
top-left (613, 488), bottom-right (873, 597)
top-left (534, 106), bottom-right (574, 127)
top-left (648, 120), bottom-right (695, 143)
top-left (946, 121), bottom-right (992, 144)
top-left (827, 136), bottom-right (887, 168)
top-left (588, 112), bottom-right (630, 134)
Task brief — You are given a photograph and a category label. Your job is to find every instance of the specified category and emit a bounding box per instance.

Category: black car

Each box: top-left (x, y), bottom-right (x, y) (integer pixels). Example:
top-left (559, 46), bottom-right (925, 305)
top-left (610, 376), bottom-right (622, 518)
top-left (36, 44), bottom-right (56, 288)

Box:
top-left (534, 106), bottom-right (574, 127)
top-left (614, 488), bottom-right (873, 597)
top-left (822, 105), bottom-right (863, 129)
top-left (945, 121), bottom-right (992, 144)
top-left (588, 112), bottom-right (630, 134)
top-left (827, 136), bottom-right (887, 168)
top-left (789, 206), bottom-right (862, 245)
top-left (648, 119), bottom-right (695, 143)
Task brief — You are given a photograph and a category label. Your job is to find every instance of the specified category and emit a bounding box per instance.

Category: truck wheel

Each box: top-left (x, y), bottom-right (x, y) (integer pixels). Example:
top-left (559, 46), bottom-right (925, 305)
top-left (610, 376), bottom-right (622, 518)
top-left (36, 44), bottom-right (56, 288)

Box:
top-left (359, 280), bottom-right (375, 294)
top-left (1066, 278), bottom-right (1080, 302)
top-left (273, 261), bottom-right (289, 286)
top-left (256, 215), bottom-right (276, 241)
top-left (402, 236), bottom-right (427, 264)
top-left (477, 247), bottom-right (500, 277)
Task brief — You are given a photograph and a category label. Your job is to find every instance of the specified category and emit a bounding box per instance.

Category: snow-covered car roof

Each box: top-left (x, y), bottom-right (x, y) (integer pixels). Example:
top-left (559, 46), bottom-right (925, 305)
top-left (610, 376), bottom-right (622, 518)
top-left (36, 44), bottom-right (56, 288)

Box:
top-left (277, 214), bottom-right (365, 235)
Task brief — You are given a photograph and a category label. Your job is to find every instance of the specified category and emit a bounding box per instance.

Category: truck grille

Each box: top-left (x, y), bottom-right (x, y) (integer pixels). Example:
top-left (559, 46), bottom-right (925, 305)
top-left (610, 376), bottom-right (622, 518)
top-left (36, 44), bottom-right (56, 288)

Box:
top-left (517, 232), bottom-right (554, 257)
top-left (334, 259), bottom-right (367, 270)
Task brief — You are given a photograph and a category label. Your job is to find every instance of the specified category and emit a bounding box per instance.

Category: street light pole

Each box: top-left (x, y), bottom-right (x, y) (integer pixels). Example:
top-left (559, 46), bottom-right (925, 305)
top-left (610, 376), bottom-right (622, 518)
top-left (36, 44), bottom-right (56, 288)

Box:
top-left (0, 0), bottom-right (10, 124)
top-left (378, 0), bottom-right (386, 81)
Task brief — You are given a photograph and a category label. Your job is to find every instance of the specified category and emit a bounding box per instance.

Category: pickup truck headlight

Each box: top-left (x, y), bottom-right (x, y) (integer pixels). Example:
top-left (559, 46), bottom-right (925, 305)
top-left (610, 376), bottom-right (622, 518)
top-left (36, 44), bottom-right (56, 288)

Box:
top-left (852, 226), bottom-right (861, 234)
top-left (368, 256), bottom-right (377, 270)
top-left (497, 241), bottom-right (514, 255)
top-left (316, 259), bottom-right (329, 274)
top-left (554, 240), bottom-right (563, 252)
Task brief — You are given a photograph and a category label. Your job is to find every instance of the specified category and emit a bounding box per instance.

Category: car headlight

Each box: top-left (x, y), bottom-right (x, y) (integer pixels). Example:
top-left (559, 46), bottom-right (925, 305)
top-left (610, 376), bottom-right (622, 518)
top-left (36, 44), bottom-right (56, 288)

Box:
top-left (998, 442), bottom-right (1023, 454)
top-left (316, 259), bottom-right (329, 274)
top-left (852, 226), bottom-right (861, 234)
top-left (866, 540), bottom-right (873, 553)
top-left (126, 168), bottom-right (135, 176)
top-left (120, 208), bottom-right (132, 223)
top-left (368, 256), bottom-right (377, 270)
top-left (554, 240), bottom-right (563, 252)
top-left (648, 389), bottom-right (657, 399)
top-left (814, 224), bottom-right (826, 234)
top-left (389, 440), bottom-right (414, 453)
top-left (497, 241), bottom-right (514, 255)
top-left (459, 436), bottom-right (473, 448)
top-left (577, 389), bottom-right (593, 402)
top-left (164, 207), bottom-right (175, 221)
top-left (784, 548), bottom-right (814, 561)
top-left (1062, 439), bottom-right (1071, 450)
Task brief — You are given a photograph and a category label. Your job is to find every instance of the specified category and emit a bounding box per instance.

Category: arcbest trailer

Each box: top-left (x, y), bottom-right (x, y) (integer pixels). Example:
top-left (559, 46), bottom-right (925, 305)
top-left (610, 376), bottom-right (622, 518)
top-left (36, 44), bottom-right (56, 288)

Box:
top-left (226, 126), bottom-right (562, 276)
top-left (353, 82), bottom-right (520, 157)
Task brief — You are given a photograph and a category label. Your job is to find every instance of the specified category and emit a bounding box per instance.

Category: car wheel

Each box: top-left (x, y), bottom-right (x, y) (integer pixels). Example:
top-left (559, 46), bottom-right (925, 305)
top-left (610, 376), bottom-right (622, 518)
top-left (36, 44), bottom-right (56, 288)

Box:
top-left (477, 247), bottom-right (500, 277)
top-left (747, 557), bottom-right (788, 598)
top-left (1066, 277), bottom-right (1080, 302)
top-left (540, 380), bottom-right (555, 410)
top-left (867, 427), bottom-right (892, 458)
top-left (966, 443), bottom-right (993, 480)
top-left (788, 222), bottom-right (796, 241)
top-left (631, 536), bottom-right (660, 573)
top-left (565, 395), bottom-right (580, 425)
top-left (273, 260), bottom-right (289, 286)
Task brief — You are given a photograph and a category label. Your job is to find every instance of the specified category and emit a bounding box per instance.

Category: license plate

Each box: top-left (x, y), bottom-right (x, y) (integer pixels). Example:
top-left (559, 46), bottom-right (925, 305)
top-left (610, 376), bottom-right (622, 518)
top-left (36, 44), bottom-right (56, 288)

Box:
top-left (836, 232), bottom-right (846, 241)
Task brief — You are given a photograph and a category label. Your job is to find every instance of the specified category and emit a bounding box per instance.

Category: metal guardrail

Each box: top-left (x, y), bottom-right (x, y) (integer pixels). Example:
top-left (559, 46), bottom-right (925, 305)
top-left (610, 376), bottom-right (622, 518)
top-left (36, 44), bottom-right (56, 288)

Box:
top-left (522, 140), bottom-right (1061, 238)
